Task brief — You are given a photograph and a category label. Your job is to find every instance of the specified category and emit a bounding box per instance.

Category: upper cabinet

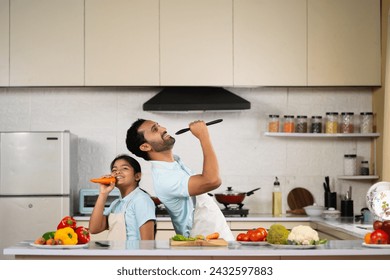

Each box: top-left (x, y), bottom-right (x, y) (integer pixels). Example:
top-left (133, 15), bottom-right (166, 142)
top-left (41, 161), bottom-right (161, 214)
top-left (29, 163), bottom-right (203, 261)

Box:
top-left (308, 0), bottom-right (381, 86)
top-left (234, 0), bottom-right (307, 86)
top-left (10, 0), bottom-right (84, 86)
top-left (85, 0), bottom-right (159, 86)
top-left (160, 0), bottom-right (233, 86)
top-left (0, 0), bottom-right (9, 86)
top-left (2, 0), bottom-right (382, 87)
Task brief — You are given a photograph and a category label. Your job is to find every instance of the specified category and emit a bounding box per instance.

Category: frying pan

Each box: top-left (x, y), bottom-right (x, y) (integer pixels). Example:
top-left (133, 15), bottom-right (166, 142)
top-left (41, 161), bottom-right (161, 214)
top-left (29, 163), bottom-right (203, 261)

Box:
top-left (209, 186), bottom-right (261, 205)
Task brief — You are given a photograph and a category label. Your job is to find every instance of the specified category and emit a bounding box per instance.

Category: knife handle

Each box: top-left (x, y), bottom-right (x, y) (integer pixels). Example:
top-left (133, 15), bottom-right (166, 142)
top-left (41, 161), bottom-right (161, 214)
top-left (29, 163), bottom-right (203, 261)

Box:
top-left (175, 119), bottom-right (223, 135)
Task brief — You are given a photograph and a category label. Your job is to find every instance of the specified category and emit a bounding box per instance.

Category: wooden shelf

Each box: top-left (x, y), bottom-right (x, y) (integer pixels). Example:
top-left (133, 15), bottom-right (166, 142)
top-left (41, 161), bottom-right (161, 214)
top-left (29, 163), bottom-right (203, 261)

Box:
top-left (264, 132), bottom-right (380, 138)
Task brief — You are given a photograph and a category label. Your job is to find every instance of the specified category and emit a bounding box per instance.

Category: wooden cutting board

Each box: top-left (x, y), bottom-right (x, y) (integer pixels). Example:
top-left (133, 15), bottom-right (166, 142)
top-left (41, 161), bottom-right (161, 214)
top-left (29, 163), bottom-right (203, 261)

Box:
top-left (170, 238), bottom-right (228, 247)
top-left (287, 187), bottom-right (314, 211)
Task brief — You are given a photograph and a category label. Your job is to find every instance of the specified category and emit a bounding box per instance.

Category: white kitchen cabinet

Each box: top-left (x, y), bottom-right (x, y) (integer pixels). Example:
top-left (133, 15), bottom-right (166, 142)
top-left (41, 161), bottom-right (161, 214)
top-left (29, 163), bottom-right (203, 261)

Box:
top-left (85, 0), bottom-right (159, 86)
top-left (0, 0), bottom-right (9, 86)
top-left (234, 0), bottom-right (307, 86)
top-left (10, 0), bottom-right (83, 86)
top-left (308, 0), bottom-right (381, 86)
top-left (160, 0), bottom-right (233, 86)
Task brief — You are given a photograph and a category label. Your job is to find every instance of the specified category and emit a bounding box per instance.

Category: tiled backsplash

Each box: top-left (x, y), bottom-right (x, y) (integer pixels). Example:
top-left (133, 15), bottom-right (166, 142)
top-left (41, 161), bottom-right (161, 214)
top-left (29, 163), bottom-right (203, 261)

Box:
top-left (0, 86), bottom-right (375, 215)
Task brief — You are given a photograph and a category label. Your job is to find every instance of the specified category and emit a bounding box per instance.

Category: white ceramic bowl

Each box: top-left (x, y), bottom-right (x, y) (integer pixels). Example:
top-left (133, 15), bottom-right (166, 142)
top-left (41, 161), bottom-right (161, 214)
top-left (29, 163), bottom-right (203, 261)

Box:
top-left (322, 208), bottom-right (341, 220)
top-left (303, 205), bottom-right (325, 217)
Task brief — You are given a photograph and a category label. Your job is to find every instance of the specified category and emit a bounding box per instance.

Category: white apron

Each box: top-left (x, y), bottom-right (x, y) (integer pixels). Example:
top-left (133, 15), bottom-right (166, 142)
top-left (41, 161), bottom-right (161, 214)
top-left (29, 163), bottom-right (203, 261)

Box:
top-left (106, 199), bottom-right (131, 241)
top-left (190, 193), bottom-right (234, 241)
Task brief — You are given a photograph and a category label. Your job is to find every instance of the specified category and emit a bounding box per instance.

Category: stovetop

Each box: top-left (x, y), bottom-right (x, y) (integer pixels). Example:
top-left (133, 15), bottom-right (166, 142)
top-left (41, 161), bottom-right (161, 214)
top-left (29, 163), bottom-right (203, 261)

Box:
top-left (155, 206), bottom-right (249, 217)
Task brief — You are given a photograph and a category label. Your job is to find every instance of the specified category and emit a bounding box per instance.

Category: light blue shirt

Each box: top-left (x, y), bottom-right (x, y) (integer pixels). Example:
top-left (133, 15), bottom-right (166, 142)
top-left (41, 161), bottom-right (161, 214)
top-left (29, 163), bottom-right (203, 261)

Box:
top-left (104, 187), bottom-right (156, 240)
top-left (151, 155), bottom-right (194, 237)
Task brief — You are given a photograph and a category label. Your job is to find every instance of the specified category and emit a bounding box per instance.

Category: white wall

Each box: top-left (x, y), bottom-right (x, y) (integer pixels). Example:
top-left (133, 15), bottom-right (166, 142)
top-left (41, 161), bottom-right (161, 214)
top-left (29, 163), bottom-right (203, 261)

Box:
top-left (0, 87), bottom-right (374, 215)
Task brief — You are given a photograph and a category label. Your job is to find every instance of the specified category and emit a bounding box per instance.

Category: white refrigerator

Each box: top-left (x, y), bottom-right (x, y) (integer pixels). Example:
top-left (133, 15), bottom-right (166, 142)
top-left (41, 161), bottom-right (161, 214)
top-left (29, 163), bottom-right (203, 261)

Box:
top-left (0, 131), bottom-right (77, 258)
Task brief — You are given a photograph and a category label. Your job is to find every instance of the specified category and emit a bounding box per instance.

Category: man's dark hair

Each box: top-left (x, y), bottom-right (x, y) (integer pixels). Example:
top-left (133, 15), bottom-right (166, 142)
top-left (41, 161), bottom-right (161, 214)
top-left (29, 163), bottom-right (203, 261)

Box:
top-left (126, 118), bottom-right (150, 161)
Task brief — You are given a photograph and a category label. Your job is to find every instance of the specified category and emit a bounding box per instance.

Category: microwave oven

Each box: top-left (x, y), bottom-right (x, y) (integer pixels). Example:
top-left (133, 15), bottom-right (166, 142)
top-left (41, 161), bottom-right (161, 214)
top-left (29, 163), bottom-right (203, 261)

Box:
top-left (79, 188), bottom-right (120, 215)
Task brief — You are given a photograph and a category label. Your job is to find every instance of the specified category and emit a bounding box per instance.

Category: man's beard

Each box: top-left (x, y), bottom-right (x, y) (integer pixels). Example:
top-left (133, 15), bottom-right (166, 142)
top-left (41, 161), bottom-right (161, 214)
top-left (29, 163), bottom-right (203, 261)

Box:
top-left (150, 136), bottom-right (176, 152)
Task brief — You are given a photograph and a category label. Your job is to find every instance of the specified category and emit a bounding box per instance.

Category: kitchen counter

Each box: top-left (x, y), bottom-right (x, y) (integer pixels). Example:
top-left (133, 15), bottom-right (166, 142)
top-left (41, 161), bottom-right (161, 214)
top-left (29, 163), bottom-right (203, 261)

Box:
top-left (75, 214), bottom-right (371, 239)
top-left (3, 239), bottom-right (390, 260)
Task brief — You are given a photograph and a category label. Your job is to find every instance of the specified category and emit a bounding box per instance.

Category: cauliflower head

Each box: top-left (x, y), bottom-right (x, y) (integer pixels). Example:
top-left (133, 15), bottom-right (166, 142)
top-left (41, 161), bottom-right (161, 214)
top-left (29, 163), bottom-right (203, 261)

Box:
top-left (287, 225), bottom-right (319, 245)
top-left (267, 224), bottom-right (290, 244)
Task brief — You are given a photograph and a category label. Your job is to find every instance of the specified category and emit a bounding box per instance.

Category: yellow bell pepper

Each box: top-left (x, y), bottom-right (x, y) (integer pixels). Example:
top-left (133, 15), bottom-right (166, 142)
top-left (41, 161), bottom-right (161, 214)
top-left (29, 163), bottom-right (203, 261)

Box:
top-left (54, 227), bottom-right (78, 245)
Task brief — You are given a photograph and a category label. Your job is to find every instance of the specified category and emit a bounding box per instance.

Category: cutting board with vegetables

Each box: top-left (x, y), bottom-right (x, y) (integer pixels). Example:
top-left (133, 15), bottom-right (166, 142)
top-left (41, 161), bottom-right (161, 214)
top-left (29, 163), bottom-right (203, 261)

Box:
top-left (170, 238), bottom-right (228, 247)
top-left (287, 187), bottom-right (314, 213)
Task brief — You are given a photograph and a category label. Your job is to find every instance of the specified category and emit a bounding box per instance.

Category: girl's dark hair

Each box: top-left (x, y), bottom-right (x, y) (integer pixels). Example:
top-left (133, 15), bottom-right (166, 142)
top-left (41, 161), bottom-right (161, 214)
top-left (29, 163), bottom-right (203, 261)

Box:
top-left (126, 118), bottom-right (150, 161)
top-left (110, 154), bottom-right (142, 185)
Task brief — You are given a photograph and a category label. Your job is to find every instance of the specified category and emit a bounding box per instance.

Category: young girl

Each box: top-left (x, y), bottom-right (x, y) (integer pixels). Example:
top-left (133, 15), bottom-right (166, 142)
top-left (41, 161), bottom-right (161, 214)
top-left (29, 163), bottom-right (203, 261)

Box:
top-left (89, 154), bottom-right (156, 240)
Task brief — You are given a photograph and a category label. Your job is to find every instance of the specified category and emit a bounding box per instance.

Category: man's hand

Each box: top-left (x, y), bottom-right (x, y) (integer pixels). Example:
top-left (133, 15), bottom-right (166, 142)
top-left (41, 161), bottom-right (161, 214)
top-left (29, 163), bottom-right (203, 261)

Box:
top-left (189, 120), bottom-right (210, 140)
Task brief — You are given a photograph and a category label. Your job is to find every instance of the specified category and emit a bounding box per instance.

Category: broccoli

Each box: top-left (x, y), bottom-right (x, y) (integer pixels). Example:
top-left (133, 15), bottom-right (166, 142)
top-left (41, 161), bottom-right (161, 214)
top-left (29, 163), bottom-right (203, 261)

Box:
top-left (267, 224), bottom-right (290, 244)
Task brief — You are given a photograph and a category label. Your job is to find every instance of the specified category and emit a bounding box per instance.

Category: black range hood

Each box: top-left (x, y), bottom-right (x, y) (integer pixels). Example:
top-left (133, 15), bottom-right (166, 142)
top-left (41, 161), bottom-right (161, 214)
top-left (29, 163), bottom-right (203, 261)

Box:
top-left (143, 87), bottom-right (251, 112)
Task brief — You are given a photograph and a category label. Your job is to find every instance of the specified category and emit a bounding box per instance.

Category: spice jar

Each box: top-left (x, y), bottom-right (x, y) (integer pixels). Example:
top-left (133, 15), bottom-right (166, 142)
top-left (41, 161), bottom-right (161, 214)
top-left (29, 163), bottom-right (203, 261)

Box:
top-left (360, 161), bottom-right (369, 176)
top-left (344, 154), bottom-right (357, 176)
top-left (295, 115), bottom-right (308, 133)
top-left (341, 112), bottom-right (354, 133)
top-left (325, 112), bottom-right (339, 134)
top-left (360, 112), bottom-right (373, 133)
top-left (310, 116), bottom-right (323, 133)
top-left (268, 115), bottom-right (280, 132)
top-left (283, 115), bottom-right (295, 133)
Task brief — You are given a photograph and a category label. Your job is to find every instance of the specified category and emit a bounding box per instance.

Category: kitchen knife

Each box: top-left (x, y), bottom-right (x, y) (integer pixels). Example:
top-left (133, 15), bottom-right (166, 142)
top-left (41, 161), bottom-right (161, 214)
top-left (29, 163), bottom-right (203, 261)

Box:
top-left (175, 119), bottom-right (223, 135)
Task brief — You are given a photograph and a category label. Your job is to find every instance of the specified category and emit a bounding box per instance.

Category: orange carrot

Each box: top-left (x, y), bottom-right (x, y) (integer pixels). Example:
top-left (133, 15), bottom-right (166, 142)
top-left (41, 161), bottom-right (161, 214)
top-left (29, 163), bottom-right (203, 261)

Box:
top-left (90, 177), bottom-right (116, 185)
top-left (206, 232), bottom-right (219, 240)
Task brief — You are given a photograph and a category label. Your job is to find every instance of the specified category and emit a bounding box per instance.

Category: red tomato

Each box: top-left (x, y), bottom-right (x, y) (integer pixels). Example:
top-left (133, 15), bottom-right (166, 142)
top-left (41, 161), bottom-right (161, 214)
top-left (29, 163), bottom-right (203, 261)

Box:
top-left (370, 229), bottom-right (389, 244)
top-left (381, 220), bottom-right (390, 243)
top-left (241, 234), bottom-right (250, 242)
top-left (249, 231), bottom-right (263, 242)
top-left (236, 233), bottom-right (246, 241)
top-left (256, 227), bottom-right (268, 240)
top-left (246, 229), bottom-right (256, 236)
top-left (373, 220), bottom-right (383, 230)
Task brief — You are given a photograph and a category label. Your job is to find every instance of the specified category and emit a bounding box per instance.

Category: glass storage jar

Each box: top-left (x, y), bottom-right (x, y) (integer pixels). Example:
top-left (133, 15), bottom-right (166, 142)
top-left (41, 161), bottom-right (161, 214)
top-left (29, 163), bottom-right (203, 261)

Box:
top-left (360, 112), bottom-right (373, 133)
top-left (283, 115), bottom-right (295, 133)
top-left (360, 160), bottom-right (369, 175)
top-left (295, 115), bottom-right (308, 133)
top-left (310, 116), bottom-right (323, 133)
top-left (268, 115), bottom-right (280, 132)
top-left (325, 112), bottom-right (339, 134)
top-left (341, 112), bottom-right (354, 133)
top-left (344, 154), bottom-right (357, 176)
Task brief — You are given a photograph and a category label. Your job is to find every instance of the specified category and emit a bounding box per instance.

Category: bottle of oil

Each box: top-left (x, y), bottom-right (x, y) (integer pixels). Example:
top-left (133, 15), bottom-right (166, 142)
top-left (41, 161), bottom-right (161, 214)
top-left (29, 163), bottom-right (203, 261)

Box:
top-left (272, 177), bottom-right (282, 216)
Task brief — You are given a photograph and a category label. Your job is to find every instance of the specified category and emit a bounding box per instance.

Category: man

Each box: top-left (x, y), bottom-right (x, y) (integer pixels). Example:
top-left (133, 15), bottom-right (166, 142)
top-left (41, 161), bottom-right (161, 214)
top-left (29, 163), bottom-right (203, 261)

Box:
top-left (126, 119), bottom-right (234, 240)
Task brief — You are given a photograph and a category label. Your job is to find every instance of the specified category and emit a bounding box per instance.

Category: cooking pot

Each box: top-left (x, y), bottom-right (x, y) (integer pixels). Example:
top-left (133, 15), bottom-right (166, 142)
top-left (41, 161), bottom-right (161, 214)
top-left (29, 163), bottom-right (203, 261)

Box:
top-left (210, 186), bottom-right (261, 205)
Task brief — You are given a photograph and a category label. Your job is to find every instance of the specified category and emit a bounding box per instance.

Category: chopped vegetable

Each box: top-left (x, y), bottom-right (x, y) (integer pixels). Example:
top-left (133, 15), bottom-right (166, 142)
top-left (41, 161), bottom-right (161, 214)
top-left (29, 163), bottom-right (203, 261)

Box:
top-left (57, 216), bottom-right (77, 230)
top-left (54, 227), bottom-right (78, 245)
top-left (206, 232), bottom-right (219, 240)
top-left (171, 234), bottom-right (195, 241)
top-left (90, 176), bottom-right (116, 185)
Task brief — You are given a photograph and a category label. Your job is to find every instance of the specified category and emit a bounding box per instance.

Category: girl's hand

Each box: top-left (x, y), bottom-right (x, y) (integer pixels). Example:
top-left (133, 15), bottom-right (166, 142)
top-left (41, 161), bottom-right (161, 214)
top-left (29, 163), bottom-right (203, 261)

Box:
top-left (99, 175), bottom-right (115, 194)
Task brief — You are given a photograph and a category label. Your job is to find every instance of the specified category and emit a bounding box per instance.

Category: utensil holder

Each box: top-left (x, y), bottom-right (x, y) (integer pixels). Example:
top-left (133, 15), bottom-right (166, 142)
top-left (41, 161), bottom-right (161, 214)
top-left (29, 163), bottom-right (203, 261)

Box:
top-left (341, 200), bottom-right (354, 217)
top-left (324, 192), bottom-right (337, 209)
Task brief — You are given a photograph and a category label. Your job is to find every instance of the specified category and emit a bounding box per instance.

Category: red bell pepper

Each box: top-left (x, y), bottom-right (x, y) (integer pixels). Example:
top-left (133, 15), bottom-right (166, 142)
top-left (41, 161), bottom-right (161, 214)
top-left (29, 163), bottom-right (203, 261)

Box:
top-left (57, 216), bottom-right (77, 230)
top-left (75, 226), bottom-right (91, 244)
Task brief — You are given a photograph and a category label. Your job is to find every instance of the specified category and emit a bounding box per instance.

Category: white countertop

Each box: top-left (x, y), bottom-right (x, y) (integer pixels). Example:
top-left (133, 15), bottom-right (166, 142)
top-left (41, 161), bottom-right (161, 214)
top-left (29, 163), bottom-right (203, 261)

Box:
top-left (75, 214), bottom-right (372, 238)
top-left (3, 239), bottom-right (390, 259)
